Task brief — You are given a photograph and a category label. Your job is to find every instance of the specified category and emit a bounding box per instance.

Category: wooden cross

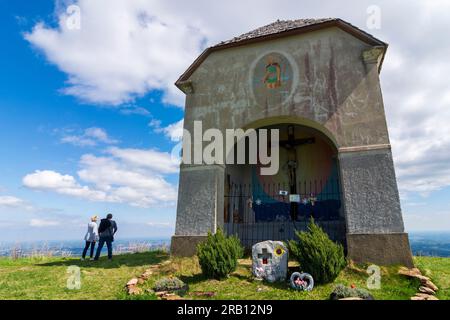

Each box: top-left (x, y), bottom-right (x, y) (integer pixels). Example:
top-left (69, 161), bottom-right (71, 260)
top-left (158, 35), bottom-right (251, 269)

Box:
top-left (279, 125), bottom-right (315, 220)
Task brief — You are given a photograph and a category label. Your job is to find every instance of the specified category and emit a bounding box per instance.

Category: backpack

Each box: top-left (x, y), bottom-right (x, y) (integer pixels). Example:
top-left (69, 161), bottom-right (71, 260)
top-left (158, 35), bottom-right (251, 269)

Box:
top-left (98, 219), bottom-right (111, 234)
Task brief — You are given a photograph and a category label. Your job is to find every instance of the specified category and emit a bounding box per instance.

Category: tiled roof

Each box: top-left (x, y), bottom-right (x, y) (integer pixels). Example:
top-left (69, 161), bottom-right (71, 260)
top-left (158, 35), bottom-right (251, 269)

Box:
top-left (215, 18), bottom-right (337, 47)
top-left (176, 18), bottom-right (387, 86)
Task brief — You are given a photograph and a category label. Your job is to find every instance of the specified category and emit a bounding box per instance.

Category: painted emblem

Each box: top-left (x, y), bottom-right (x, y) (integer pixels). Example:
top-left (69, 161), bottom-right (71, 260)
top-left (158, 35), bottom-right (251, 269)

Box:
top-left (250, 51), bottom-right (297, 108)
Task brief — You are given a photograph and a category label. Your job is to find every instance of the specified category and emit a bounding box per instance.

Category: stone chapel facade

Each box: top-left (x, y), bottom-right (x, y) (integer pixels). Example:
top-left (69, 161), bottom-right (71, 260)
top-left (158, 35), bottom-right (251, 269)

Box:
top-left (171, 18), bottom-right (414, 267)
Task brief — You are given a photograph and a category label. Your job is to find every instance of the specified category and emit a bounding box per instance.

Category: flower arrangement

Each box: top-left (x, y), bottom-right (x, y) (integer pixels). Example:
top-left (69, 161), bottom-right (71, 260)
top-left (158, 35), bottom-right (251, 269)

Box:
top-left (290, 272), bottom-right (314, 291)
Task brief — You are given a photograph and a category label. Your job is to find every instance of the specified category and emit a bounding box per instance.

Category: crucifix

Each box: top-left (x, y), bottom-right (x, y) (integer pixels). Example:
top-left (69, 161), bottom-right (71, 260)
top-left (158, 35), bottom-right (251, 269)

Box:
top-left (279, 125), bottom-right (315, 221)
top-left (257, 248), bottom-right (272, 265)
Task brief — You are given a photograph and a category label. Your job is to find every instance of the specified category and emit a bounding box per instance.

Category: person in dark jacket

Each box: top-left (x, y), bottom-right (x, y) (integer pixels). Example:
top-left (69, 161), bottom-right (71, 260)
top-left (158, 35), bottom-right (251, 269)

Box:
top-left (94, 213), bottom-right (117, 261)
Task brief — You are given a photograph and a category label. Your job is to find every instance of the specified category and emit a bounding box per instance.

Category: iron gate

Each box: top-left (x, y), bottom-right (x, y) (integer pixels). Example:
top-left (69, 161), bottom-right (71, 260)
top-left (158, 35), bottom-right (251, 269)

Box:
top-left (223, 179), bottom-right (346, 248)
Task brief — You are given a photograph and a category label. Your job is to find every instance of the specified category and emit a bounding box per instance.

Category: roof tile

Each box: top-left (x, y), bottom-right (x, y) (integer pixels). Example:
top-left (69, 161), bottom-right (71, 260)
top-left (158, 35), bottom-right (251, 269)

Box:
top-left (214, 18), bottom-right (337, 46)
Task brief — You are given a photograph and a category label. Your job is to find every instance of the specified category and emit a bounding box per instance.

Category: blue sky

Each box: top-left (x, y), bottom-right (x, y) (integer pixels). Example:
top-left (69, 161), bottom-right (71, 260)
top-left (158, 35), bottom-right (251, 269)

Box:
top-left (0, 1), bottom-right (184, 240)
top-left (0, 0), bottom-right (449, 241)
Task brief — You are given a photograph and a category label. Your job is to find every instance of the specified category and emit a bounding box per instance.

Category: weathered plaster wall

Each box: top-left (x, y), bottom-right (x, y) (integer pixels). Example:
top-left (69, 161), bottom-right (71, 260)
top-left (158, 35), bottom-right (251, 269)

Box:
top-left (172, 26), bottom-right (412, 267)
top-left (183, 27), bottom-right (390, 149)
top-left (175, 164), bottom-right (224, 235)
top-left (339, 148), bottom-right (405, 234)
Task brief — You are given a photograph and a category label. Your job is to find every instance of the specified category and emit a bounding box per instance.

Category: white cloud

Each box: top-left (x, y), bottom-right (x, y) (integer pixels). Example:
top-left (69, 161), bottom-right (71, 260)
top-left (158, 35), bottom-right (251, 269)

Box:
top-left (61, 135), bottom-right (96, 147)
top-left (149, 119), bottom-right (184, 142)
top-left (404, 211), bottom-right (450, 231)
top-left (162, 120), bottom-right (184, 142)
top-left (60, 127), bottom-right (118, 147)
top-left (106, 147), bottom-right (178, 174)
top-left (24, 0), bottom-right (207, 106)
top-left (147, 221), bottom-right (172, 228)
top-left (84, 127), bottom-right (117, 144)
top-left (23, 170), bottom-right (110, 202)
top-left (119, 105), bottom-right (151, 116)
top-left (23, 147), bottom-right (178, 208)
top-left (0, 196), bottom-right (26, 208)
top-left (30, 219), bottom-right (61, 228)
top-left (0, 195), bottom-right (34, 211)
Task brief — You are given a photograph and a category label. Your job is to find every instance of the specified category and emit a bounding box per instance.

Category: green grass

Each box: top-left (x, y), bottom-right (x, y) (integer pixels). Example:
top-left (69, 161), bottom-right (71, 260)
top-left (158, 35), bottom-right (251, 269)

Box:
top-left (0, 252), bottom-right (448, 300)
top-left (145, 257), bottom-right (421, 300)
top-left (0, 251), bottom-right (167, 300)
top-left (414, 256), bottom-right (450, 300)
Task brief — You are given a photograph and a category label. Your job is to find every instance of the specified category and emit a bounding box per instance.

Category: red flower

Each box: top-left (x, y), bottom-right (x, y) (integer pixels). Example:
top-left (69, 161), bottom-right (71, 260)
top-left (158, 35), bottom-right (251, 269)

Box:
top-left (351, 284), bottom-right (356, 289)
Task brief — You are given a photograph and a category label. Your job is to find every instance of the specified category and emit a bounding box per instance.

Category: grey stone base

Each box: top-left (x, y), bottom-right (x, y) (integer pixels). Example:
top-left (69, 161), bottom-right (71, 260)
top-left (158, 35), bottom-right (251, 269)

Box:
top-left (170, 235), bottom-right (208, 257)
top-left (346, 233), bottom-right (414, 267)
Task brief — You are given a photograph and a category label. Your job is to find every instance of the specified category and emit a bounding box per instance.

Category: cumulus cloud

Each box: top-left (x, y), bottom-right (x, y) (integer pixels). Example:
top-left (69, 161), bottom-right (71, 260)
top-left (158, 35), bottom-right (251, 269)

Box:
top-left (105, 147), bottom-right (178, 174)
top-left (23, 147), bottom-right (178, 208)
top-left (24, 0), bottom-right (207, 106)
top-left (23, 170), bottom-right (110, 202)
top-left (60, 127), bottom-right (118, 147)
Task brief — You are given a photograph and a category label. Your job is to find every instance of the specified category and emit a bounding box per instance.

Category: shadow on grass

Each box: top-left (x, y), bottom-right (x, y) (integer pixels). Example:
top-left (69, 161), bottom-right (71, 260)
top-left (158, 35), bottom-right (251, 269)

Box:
top-left (35, 251), bottom-right (169, 269)
top-left (178, 273), bottom-right (208, 285)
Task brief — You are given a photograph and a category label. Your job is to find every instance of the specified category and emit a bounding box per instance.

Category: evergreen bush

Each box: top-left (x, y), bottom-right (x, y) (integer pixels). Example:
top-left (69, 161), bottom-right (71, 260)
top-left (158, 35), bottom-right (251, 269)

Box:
top-left (153, 277), bottom-right (188, 294)
top-left (197, 229), bottom-right (244, 279)
top-left (330, 284), bottom-right (374, 300)
top-left (289, 218), bottom-right (346, 284)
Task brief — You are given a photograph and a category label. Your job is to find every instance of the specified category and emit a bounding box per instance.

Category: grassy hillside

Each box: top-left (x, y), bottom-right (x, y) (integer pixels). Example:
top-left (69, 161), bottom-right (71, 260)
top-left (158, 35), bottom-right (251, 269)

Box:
top-left (0, 252), bottom-right (448, 300)
top-left (0, 252), bottom-right (167, 300)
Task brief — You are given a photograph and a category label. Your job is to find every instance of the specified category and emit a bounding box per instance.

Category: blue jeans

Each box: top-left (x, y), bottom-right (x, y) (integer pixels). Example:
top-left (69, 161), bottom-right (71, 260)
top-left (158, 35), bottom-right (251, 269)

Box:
top-left (94, 237), bottom-right (113, 260)
top-left (82, 241), bottom-right (96, 259)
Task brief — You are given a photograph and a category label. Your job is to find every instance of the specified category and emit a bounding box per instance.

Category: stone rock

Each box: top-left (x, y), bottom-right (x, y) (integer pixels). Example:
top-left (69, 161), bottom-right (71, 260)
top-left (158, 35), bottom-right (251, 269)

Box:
top-left (155, 291), bottom-right (168, 297)
top-left (412, 293), bottom-right (439, 301)
top-left (398, 268), bottom-right (429, 282)
top-left (140, 270), bottom-right (153, 280)
top-left (419, 286), bottom-right (435, 295)
top-left (252, 241), bottom-right (288, 283)
top-left (161, 293), bottom-right (184, 301)
top-left (127, 286), bottom-right (142, 295)
top-left (126, 278), bottom-right (138, 286)
top-left (339, 297), bottom-right (364, 300)
top-left (423, 279), bottom-right (439, 292)
top-left (189, 291), bottom-right (216, 297)
top-left (399, 266), bottom-right (419, 275)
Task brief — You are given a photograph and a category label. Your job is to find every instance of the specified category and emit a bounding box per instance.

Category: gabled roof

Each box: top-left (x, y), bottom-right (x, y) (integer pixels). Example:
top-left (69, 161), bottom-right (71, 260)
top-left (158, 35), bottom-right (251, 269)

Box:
top-left (176, 18), bottom-right (388, 90)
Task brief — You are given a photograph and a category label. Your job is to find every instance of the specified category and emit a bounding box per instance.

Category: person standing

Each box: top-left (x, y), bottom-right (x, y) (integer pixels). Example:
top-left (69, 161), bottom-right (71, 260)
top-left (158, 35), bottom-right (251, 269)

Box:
top-left (81, 215), bottom-right (99, 261)
top-left (94, 213), bottom-right (117, 261)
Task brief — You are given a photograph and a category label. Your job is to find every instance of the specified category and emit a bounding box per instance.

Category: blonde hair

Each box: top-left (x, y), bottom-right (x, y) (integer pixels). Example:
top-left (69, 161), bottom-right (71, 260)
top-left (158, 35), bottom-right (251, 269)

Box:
top-left (91, 215), bottom-right (98, 222)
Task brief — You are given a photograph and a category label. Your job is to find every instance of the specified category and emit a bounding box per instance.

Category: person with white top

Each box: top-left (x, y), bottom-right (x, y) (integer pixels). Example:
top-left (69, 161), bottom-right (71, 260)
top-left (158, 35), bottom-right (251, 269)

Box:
top-left (81, 215), bottom-right (99, 261)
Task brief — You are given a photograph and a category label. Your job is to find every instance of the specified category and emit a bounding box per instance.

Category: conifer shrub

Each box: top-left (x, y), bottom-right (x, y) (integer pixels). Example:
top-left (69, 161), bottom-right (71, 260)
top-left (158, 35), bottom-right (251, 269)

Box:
top-left (289, 218), bottom-right (346, 284)
top-left (197, 229), bottom-right (244, 279)
top-left (153, 277), bottom-right (188, 294)
top-left (330, 284), bottom-right (374, 300)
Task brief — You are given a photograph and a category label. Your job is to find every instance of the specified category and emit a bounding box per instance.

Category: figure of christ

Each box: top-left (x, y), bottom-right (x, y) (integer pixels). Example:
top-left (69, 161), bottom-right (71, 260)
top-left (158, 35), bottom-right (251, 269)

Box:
top-left (279, 126), bottom-right (315, 221)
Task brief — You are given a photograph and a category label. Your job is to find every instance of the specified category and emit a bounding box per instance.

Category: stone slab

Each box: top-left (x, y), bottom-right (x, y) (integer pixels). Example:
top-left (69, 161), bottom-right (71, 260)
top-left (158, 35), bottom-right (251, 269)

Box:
top-left (347, 233), bottom-right (414, 267)
top-left (252, 241), bottom-right (288, 283)
top-left (339, 148), bottom-right (406, 234)
top-left (171, 235), bottom-right (208, 257)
